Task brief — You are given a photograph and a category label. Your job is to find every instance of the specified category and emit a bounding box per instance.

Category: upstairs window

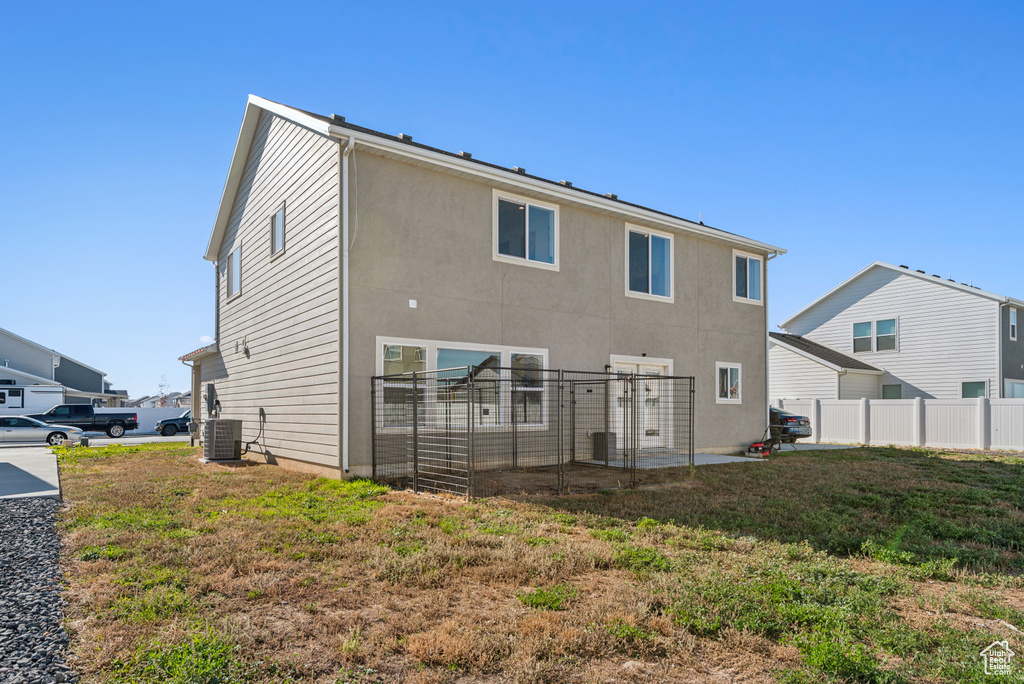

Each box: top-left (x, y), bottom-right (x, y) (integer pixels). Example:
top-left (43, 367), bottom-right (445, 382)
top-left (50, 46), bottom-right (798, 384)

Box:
top-left (493, 191), bottom-right (558, 270)
top-left (626, 226), bottom-right (672, 300)
top-left (270, 205), bottom-right (285, 256)
top-left (1012, 308), bottom-right (1018, 341)
top-left (226, 247), bottom-right (241, 299)
top-left (853, 318), bottom-right (898, 353)
top-left (733, 251), bottom-right (763, 303)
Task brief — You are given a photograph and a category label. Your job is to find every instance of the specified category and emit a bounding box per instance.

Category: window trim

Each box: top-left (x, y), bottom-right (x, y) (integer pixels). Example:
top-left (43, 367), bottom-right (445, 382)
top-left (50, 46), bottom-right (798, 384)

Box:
top-left (715, 361), bottom-right (742, 404)
top-left (624, 224), bottom-right (675, 303)
top-left (732, 250), bottom-right (764, 305)
top-left (376, 336), bottom-right (549, 430)
top-left (270, 203), bottom-right (286, 258)
top-left (960, 379), bottom-right (988, 399)
top-left (1011, 308), bottom-right (1018, 341)
top-left (852, 317), bottom-right (899, 353)
top-left (491, 189), bottom-right (560, 272)
top-left (226, 246), bottom-right (242, 300)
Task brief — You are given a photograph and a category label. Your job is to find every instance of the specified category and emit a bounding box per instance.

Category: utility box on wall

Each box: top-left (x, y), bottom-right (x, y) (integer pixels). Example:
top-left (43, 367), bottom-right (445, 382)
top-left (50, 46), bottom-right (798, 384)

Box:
top-left (203, 419), bottom-right (242, 461)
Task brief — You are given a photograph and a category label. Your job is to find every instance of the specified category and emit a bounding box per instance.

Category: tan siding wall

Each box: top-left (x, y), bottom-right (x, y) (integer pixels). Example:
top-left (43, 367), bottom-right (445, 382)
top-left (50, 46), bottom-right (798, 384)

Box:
top-left (204, 112), bottom-right (340, 468)
top-left (769, 344), bottom-right (837, 402)
top-left (786, 268), bottom-right (999, 399)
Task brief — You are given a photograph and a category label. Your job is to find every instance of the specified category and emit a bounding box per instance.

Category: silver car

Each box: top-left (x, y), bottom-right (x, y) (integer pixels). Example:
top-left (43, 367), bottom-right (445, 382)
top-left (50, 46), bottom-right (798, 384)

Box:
top-left (0, 416), bottom-right (84, 445)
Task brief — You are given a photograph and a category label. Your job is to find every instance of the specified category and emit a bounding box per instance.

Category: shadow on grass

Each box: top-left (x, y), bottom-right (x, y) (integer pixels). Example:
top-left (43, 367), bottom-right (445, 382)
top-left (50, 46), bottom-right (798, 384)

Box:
top-left (533, 446), bottom-right (1024, 574)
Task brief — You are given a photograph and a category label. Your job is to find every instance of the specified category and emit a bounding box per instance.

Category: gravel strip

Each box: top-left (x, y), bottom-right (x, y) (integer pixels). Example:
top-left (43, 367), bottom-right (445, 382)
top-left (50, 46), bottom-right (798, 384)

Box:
top-left (0, 498), bottom-right (77, 684)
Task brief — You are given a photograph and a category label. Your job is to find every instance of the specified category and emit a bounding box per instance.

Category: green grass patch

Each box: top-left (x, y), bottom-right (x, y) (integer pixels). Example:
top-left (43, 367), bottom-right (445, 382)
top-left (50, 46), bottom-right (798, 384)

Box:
top-left (517, 583), bottom-right (578, 610)
top-left (110, 634), bottom-right (257, 683)
top-left (612, 544), bottom-right (674, 573)
top-left (225, 478), bottom-right (388, 524)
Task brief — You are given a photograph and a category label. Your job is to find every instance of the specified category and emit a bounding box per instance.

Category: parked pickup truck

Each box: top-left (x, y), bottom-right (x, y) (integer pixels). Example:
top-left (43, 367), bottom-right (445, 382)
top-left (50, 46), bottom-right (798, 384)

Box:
top-left (28, 405), bottom-right (138, 438)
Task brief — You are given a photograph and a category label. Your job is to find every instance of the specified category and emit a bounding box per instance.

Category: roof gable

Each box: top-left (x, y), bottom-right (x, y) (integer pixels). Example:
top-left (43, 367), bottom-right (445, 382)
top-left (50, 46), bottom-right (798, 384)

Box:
top-left (204, 95), bottom-right (786, 262)
top-left (780, 261), bottom-right (1021, 330)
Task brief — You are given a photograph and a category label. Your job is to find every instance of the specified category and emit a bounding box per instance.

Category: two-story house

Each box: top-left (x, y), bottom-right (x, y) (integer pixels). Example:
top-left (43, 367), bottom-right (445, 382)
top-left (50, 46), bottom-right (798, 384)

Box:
top-left (770, 261), bottom-right (1024, 403)
top-left (183, 95), bottom-right (785, 478)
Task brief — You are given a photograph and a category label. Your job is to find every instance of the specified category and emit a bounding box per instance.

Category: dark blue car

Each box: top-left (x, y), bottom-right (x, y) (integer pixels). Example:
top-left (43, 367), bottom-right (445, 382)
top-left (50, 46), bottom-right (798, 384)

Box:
top-left (155, 410), bottom-right (190, 436)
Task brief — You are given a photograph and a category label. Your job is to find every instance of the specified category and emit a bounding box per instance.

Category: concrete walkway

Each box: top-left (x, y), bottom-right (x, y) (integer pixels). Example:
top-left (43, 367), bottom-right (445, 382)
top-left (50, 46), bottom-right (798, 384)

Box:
top-left (0, 446), bottom-right (60, 500)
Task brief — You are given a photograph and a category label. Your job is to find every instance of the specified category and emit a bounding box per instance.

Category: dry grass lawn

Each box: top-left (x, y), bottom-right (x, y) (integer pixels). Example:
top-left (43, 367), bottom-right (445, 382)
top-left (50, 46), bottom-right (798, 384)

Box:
top-left (56, 443), bottom-right (1024, 683)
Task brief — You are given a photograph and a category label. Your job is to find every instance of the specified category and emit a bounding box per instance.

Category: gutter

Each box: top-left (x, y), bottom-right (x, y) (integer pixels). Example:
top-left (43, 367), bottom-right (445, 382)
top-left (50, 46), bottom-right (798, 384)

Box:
top-left (765, 251), bottom-right (780, 414)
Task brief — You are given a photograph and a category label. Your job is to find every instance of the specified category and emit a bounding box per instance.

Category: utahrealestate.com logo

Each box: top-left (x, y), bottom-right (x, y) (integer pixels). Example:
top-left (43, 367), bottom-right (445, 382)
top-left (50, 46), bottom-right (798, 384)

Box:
top-left (981, 640), bottom-right (1015, 676)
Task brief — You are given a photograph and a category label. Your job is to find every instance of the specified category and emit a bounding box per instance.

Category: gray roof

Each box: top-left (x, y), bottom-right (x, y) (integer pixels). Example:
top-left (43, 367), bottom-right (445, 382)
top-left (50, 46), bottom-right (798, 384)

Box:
top-left (769, 332), bottom-right (881, 372)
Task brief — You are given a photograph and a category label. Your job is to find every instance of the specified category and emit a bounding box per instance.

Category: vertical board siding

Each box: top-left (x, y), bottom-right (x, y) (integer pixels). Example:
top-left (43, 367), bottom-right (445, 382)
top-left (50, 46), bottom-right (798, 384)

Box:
top-left (204, 112), bottom-right (340, 467)
top-left (785, 268), bottom-right (999, 398)
top-left (868, 400), bottom-right (915, 445)
top-left (768, 344), bottom-right (836, 403)
top-left (991, 400), bottom-right (1024, 450)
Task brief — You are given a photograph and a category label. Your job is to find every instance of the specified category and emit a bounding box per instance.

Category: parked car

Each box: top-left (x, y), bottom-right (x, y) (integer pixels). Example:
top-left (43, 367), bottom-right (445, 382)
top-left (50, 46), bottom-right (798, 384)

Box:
top-left (156, 410), bottom-right (191, 436)
top-left (769, 407), bottom-right (812, 443)
top-left (27, 404), bottom-right (138, 438)
top-left (0, 416), bottom-right (84, 445)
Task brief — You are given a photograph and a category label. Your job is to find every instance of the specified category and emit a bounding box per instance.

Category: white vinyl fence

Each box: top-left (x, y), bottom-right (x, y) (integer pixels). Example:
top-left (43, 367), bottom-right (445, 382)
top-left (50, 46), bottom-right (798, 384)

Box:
top-left (777, 398), bottom-right (1024, 452)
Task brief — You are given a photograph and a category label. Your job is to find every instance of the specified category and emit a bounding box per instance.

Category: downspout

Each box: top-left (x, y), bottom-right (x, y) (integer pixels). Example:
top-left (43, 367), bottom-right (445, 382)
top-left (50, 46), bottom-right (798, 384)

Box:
top-left (765, 252), bottom-right (779, 416)
top-left (340, 135), bottom-right (355, 473)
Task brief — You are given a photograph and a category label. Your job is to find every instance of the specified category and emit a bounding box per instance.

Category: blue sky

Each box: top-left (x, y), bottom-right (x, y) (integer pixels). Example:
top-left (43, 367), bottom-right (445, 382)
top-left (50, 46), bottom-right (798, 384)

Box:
top-left (3, 1), bottom-right (1022, 397)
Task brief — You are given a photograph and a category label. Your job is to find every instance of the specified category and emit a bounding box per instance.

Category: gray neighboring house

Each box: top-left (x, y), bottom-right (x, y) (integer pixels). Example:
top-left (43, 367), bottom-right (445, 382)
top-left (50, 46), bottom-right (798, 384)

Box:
top-left (0, 325), bottom-right (125, 407)
top-left (770, 261), bottom-right (1024, 402)
top-left (183, 95), bottom-right (786, 478)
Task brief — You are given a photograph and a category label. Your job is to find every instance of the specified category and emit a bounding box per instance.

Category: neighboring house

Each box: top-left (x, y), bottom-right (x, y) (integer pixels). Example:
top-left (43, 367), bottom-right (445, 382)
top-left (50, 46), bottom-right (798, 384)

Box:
top-left (0, 325), bottom-right (125, 408)
top-left (770, 261), bottom-right (1024, 402)
top-left (173, 391), bottom-right (191, 408)
top-left (183, 95), bottom-right (785, 478)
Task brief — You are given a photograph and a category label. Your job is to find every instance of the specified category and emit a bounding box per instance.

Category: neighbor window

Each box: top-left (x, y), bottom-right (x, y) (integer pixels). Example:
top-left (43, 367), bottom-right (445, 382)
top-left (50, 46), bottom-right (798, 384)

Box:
top-left (733, 251), bottom-right (763, 303)
top-left (493, 191), bottom-right (558, 269)
top-left (961, 381), bottom-right (987, 398)
top-left (876, 318), bottom-right (897, 351)
top-left (716, 362), bottom-right (741, 404)
top-left (1012, 308), bottom-right (1018, 341)
top-left (853, 318), bottom-right (897, 353)
top-left (1005, 380), bottom-right (1024, 398)
top-left (853, 322), bottom-right (872, 353)
top-left (511, 353), bottom-right (544, 423)
top-left (626, 227), bottom-right (672, 299)
top-left (270, 205), bottom-right (285, 255)
top-left (226, 247), bottom-right (241, 298)
top-left (881, 384), bottom-right (903, 399)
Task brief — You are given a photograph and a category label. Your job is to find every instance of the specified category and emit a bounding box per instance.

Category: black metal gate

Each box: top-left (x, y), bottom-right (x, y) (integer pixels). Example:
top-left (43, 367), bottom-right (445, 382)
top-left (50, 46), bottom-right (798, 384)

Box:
top-left (372, 367), bottom-right (694, 498)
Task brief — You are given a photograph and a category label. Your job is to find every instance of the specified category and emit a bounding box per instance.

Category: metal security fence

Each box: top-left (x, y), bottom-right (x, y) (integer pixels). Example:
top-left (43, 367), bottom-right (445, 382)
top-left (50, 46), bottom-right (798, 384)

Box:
top-left (372, 366), bottom-right (694, 497)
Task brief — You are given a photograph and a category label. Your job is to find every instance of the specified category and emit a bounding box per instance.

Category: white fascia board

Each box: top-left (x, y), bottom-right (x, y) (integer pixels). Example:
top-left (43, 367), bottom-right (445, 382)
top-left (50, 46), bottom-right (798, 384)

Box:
top-left (178, 343), bottom-right (219, 362)
top-left (780, 261), bottom-right (1006, 330)
top-left (0, 365), bottom-right (61, 385)
top-left (203, 96), bottom-right (336, 262)
top-left (0, 326), bottom-right (60, 362)
top-left (326, 127), bottom-right (786, 256)
top-left (769, 337), bottom-right (884, 375)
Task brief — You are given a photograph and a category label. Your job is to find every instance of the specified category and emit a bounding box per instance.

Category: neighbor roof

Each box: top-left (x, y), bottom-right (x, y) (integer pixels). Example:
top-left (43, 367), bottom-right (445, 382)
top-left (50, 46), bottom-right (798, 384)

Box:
top-left (769, 332), bottom-right (882, 373)
top-left (780, 261), bottom-right (1024, 330)
top-left (205, 94), bottom-right (786, 261)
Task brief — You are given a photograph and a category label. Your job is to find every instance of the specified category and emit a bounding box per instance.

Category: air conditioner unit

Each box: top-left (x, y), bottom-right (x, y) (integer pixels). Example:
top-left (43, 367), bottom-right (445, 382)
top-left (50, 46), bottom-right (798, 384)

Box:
top-left (203, 419), bottom-right (242, 461)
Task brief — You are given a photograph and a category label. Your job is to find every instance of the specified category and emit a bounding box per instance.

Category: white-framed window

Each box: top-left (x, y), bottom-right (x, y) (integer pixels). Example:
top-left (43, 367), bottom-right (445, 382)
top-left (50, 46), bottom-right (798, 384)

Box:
top-left (961, 380), bottom-right (987, 399)
top-left (226, 246), bottom-right (241, 299)
top-left (1011, 308), bottom-right (1018, 341)
top-left (1005, 379), bottom-right (1024, 398)
top-left (492, 190), bottom-right (559, 270)
top-left (625, 225), bottom-right (673, 301)
top-left (881, 384), bottom-right (903, 399)
top-left (377, 337), bottom-right (549, 428)
top-left (716, 362), bottom-right (741, 404)
top-left (733, 251), bottom-right (763, 304)
top-left (852, 318), bottom-right (898, 353)
top-left (270, 205), bottom-right (285, 256)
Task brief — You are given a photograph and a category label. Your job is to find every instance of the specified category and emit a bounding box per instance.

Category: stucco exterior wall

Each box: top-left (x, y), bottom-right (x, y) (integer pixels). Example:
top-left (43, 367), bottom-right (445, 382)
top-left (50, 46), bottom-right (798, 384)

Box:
top-left (345, 150), bottom-right (770, 475)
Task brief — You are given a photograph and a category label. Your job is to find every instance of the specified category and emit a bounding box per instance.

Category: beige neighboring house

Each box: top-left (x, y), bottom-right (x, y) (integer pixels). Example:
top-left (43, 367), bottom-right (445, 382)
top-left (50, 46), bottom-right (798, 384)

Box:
top-left (181, 95), bottom-right (786, 478)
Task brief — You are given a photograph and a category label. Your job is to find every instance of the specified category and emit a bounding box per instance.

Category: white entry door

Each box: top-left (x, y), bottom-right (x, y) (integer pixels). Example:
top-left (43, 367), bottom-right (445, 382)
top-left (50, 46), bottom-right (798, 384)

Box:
top-left (612, 361), bottom-right (668, 449)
